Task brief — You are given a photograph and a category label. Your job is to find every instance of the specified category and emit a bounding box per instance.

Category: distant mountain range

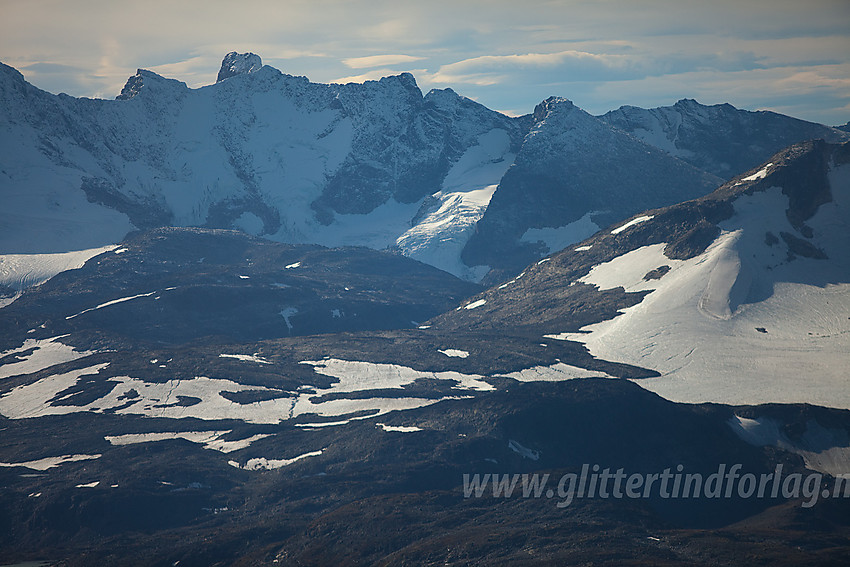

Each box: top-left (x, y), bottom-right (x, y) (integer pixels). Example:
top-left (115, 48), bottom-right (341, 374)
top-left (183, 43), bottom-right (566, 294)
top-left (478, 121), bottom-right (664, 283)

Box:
top-left (2, 52), bottom-right (847, 282)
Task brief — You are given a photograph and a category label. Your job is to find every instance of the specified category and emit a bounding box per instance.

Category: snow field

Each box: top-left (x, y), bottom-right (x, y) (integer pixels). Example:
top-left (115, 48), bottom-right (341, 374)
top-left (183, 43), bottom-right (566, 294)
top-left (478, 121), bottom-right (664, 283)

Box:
top-left (0, 336), bottom-right (94, 379)
top-left (105, 430), bottom-right (273, 453)
top-left (0, 246), bottom-right (118, 290)
top-left (0, 454), bottom-right (101, 471)
top-left (549, 170), bottom-right (850, 409)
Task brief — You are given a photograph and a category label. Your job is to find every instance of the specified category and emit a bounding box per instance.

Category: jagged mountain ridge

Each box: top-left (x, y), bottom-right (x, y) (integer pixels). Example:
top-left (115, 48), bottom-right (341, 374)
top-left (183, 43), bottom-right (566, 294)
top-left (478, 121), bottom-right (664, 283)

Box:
top-left (1, 53), bottom-right (847, 283)
top-left (464, 98), bottom-right (848, 280)
top-left (461, 97), bottom-right (723, 278)
top-left (0, 53), bottom-right (525, 281)
top-left (600, 98), bottom-right (849, 179)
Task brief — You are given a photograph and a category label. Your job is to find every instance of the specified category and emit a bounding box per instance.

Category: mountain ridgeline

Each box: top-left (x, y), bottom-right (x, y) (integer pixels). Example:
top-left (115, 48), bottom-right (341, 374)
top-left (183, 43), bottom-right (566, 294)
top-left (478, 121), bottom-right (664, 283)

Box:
top-left (1, 52), bottom-right (847, 281)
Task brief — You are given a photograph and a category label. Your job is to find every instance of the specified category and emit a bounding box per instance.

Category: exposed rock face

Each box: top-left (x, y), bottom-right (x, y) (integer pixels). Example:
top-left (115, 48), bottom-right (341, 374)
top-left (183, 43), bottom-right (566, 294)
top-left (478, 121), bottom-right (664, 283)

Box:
top-left (0, 56), bottom-right (520, 279)
top-left (216, 51), bottom-right (263, 83)
top-left (461, 97), bottom-right (723, 278)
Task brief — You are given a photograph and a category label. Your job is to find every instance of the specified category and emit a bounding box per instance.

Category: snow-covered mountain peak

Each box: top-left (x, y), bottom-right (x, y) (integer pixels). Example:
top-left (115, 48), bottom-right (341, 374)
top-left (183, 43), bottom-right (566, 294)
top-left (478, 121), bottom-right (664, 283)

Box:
top-left (673, 97), bottom-right (708, 109)
top-left (461, 94), bottom-right (723, 279)
top-left (2, 56), bottom-right (536, 279)
top-left (531, 96), bottom-right (574, 122)
top-left (390, 71), bottom-right (418, 90)
top-left (601, 99), bottom-right (849, 179)
top-left (345, 71), bottom-right (423, 105)
top-left (423, 87), bottom-right (459, 104)
top-left (520, 97), bottom-right (598, 153)
top-left (422, 87), bottom-right (484, 117)
top-left (0, 62), bottom-right (25, 85)
top-left (115, 68), bottom-right (188, 100)
top-left (216, 51), bottom-right (263, 83)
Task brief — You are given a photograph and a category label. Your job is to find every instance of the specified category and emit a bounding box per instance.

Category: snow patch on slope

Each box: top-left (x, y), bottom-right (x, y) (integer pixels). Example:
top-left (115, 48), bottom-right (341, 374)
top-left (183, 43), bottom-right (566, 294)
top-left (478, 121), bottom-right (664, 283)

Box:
top-left (740, 163), bottom-right (773, 183)
top-left (0, 336), bottom-right (95, 379)
top-left (300, 358), bottom-right (494, 393)
top-left (0, 454), bottom-right (101, 471)
top-left (520, 211), bottom-right (601, 254)
top-left (105, 430), bottom-right (272, 453)
top-left (0, 246), bottom-right (118, 290)
top-left (552, 168), bottom-right (850, 409)
top-left (0, 357), bottom-right (493, 425)
top-left (438, 349), bottom-right (469, 358)
top-left (228, 449), bottom-right (324, 470)
top-left (729, 415), bottom-right (850, 476)
top-left (219, 353), bottom-right (272, 364)
top-left (508, 439), bottom-right (540, 460)
top-left (611, 215), bottom-right (654, 235)
top-left (578, 242), bottom-right (678, 293)
top-left (500, 362), bottom-right (614, 382)
top-left (377, 423), bottom-right (422, 432)
top-left (0, 365), bottom-right (292, 423)
top-left (463, 299), bottom-right (486, 310)
top-left (66, 291), bottom-right (157, 320)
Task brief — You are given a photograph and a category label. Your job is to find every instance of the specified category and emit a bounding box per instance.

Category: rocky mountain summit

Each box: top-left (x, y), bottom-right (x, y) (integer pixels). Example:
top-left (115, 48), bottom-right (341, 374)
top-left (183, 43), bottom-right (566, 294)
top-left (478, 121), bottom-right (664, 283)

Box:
top-left (216, 51), bottom-right (263, 83)
top-left (601, 98), bottom-right (848, 178)
top-left (461, 96), bottom-right (722, 278)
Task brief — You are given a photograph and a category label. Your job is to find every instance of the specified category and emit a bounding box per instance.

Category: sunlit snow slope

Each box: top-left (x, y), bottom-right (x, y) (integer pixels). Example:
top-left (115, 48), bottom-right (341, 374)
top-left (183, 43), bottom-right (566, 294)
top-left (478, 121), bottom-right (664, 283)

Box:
top-left (552, 145), bottom-right (850, 408)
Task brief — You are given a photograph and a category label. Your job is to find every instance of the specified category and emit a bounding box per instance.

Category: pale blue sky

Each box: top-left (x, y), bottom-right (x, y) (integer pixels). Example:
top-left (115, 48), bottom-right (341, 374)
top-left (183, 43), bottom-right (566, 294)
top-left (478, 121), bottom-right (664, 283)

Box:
top-left (3, 0), bottom-right (849, 124)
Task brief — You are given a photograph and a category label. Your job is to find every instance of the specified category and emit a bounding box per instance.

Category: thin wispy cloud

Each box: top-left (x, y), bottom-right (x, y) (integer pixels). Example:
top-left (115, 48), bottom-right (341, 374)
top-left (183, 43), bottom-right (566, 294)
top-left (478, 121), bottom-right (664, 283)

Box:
top-left (427, 51), bottom-right (638, 86)
top-left (332, 68), bottom-right (403, 84)
top-left (343, 54), bottom-right (425, 69)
